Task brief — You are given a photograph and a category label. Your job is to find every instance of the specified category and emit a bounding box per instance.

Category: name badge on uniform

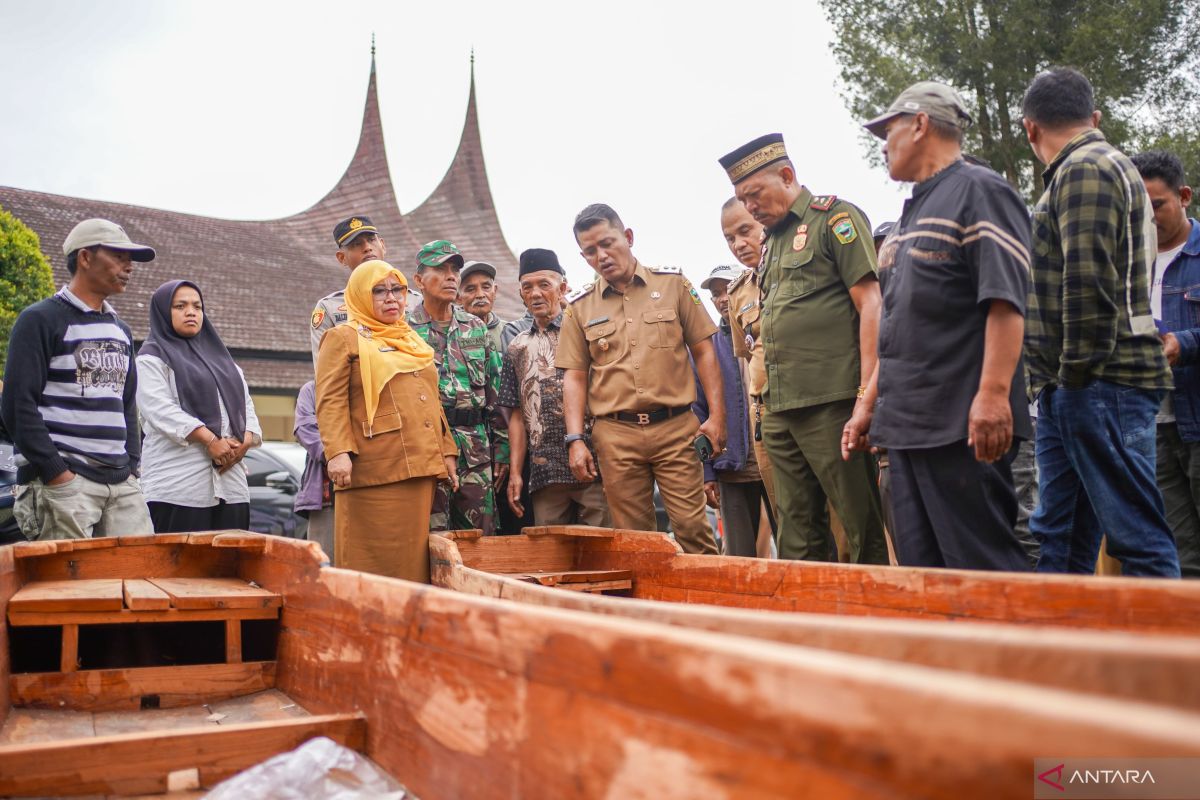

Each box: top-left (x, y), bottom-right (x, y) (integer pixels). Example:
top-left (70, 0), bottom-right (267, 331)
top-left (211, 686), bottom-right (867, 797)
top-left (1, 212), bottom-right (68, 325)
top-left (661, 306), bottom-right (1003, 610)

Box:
top-left (586, 316), bottom-right (610, 328)
top-left (793, 224), bottom-right (808, 252)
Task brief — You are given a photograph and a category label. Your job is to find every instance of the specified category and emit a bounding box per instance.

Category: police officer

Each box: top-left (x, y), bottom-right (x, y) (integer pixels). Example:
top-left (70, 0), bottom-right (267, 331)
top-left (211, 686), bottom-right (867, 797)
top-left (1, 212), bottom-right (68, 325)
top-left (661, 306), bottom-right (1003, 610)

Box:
top-left (719, 134), bottom-right (888, 564)
top-left (310, 215), bottom-right (387, 368)
top-left (409, 240), bottom-right (508, 535)
top-left (557, 203), bottom-right (724, 555)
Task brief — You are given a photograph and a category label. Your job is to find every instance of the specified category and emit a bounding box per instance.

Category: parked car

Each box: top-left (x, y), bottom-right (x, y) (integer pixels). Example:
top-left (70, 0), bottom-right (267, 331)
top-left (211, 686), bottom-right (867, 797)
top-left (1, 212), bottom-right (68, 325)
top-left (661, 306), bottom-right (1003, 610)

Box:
top-left (245, 441), bottom-right (308, 539)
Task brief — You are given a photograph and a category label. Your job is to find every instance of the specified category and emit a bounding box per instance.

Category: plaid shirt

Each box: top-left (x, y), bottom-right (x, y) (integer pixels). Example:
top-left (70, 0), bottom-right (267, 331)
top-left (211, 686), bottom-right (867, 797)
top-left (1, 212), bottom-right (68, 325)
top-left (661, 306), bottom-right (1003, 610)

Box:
top-left (1025, 129), bottom-right (1171, 395)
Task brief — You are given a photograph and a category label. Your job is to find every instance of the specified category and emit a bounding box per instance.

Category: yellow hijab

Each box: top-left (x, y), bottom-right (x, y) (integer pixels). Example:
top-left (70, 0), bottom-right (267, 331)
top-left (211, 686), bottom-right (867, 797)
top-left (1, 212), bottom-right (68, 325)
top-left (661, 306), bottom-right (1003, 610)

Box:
top-left (343, 260), bottom-right (434, 426)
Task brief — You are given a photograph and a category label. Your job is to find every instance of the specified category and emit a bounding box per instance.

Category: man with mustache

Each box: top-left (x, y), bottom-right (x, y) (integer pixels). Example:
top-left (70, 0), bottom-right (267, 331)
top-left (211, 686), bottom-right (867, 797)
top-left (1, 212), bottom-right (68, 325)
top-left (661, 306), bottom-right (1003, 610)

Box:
top-left (458, 260), bottom-right (507, 353)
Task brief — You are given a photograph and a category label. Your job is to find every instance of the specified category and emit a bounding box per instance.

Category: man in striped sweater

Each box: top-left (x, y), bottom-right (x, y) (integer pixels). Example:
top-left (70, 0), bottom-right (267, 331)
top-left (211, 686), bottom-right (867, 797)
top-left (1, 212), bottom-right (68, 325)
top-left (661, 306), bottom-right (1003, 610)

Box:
top-left (2, 218), bottom-right (155, 540)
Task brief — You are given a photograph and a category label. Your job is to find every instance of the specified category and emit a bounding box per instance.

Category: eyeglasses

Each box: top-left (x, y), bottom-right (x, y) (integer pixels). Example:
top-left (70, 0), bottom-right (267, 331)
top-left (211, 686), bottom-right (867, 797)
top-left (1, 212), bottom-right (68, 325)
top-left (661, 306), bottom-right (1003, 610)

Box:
top-left (371, 285), bottom-right (408, 299)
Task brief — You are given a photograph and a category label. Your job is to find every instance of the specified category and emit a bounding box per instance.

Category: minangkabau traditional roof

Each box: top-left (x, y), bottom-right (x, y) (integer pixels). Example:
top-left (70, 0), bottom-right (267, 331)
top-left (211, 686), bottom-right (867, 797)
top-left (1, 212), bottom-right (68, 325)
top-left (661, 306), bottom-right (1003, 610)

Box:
top-left (0, 54), bottom-right (521, 393)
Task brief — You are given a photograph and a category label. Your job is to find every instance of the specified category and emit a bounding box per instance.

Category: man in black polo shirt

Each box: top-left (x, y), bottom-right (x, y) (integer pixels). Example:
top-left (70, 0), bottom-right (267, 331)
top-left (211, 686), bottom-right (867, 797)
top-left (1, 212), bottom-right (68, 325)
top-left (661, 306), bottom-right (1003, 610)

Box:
top-left (842, 82), bottom-right (1033, 571)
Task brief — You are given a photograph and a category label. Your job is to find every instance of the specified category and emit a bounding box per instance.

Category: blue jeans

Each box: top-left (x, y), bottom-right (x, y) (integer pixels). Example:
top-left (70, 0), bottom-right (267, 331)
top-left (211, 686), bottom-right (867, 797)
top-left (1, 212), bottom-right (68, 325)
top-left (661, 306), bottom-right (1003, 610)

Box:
top-left (1032, 380), bottom-right (1180, 577)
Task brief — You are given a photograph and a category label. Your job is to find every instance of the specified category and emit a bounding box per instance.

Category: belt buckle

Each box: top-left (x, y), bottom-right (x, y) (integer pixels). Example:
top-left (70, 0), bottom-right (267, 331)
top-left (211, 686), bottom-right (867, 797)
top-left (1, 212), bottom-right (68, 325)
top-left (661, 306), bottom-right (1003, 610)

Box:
top-left (636, 412), bottom-right (651, 426)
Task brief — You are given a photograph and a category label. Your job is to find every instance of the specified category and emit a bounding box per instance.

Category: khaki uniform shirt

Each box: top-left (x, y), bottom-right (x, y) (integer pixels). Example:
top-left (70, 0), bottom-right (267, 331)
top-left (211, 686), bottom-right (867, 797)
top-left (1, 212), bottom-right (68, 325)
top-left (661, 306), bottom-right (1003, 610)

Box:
top-left (310, 290), bottom-right (349, 370)
top-left (759, 187), bottom-right (877, 412)
top-left (727, 268), bottom-right (768, 398)
top-left (556, 263), bottom-right (717, 417)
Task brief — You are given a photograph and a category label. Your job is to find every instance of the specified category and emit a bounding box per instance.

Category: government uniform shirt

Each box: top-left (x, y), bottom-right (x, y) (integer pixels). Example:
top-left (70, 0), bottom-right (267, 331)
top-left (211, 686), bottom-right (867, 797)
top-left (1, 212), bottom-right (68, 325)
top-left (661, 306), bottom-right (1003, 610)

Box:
top-left (556, 263), bottom-right (717, 417)
top-left (759, 188), bottom-right (877, 412)
top-left (870, 160), bottom-right (1033, 450)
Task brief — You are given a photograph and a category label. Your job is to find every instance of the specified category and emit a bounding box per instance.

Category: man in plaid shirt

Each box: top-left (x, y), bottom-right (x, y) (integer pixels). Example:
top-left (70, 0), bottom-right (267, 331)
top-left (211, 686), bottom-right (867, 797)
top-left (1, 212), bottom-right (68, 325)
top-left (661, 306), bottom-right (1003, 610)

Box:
top-left (1022, 68), bottom-right (1180, 577)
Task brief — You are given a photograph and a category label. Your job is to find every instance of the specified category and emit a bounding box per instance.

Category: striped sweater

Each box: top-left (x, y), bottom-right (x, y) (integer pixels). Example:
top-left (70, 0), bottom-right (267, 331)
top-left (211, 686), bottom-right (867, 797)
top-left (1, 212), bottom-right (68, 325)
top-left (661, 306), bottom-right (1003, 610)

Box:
top-left (1, 287), bottom-right (140, 484)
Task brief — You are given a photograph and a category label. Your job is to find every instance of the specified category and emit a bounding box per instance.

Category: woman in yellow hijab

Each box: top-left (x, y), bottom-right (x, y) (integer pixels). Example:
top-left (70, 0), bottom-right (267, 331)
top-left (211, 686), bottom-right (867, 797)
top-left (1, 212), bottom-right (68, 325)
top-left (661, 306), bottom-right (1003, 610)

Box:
top-left (315, 260), bottom-right (459, 581)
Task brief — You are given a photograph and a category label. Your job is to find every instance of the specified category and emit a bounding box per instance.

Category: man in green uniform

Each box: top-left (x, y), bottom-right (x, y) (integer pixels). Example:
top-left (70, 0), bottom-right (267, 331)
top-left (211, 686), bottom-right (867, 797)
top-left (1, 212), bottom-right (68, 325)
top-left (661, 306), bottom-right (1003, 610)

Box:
top-left (718, 134), bottom-right (888, 564)
top-left (409, 240), bottom-right (509, 535)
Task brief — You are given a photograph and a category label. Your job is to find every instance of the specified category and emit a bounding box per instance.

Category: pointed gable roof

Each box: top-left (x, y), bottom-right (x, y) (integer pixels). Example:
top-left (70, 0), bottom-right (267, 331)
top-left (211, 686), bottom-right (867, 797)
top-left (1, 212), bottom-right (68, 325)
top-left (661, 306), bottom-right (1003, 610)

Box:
top-left (0, 53), bottom-right (522, 392)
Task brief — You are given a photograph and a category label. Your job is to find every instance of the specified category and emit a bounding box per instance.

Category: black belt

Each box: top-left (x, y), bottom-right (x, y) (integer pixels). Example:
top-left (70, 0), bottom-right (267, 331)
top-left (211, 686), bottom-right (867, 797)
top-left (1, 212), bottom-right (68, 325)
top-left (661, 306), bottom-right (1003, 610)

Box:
top-left (604, 405), bottom-right (692, 426)
top-left (444, 407), bottom-right (485, 427)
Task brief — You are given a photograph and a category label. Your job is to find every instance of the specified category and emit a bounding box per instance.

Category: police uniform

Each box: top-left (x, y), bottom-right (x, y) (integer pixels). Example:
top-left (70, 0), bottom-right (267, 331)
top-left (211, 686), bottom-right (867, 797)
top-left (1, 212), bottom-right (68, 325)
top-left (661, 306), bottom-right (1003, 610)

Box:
top-left (556, 263), bottom-right (719, 554)
top-left (720, 135), bottom-right (888, 565)
top-left (726, 268), bottom-right (777, 513)
top-left (310, 215), bottom-right (378, 369)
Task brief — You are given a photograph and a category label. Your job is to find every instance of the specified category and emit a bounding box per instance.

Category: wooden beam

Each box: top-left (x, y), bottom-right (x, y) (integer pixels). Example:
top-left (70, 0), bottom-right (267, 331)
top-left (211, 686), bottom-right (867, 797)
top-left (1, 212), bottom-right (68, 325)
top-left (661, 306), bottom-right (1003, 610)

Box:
top-left (225, 619), bottom-right (242, 664)
top-left (8, 606), bottom-right (279, 627)
top-left (147, 578), bottom-right (281, 611)
top-left (11, 662), bottom-right (276, 712)
top-left (0, 712), bottom-right (365, 796)
top-left (59, 624), bottom-right (78, 673)
top-left (9, 579), bottom-right (125, 613)
top-left (122, 579), bottom-right (171, 611)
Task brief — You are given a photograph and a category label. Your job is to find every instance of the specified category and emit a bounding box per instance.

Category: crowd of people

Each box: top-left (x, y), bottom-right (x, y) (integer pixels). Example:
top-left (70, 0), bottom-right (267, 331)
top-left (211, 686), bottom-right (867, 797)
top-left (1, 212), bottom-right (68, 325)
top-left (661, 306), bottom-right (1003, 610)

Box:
top-left (2, 66), bottom-right (1198, 582)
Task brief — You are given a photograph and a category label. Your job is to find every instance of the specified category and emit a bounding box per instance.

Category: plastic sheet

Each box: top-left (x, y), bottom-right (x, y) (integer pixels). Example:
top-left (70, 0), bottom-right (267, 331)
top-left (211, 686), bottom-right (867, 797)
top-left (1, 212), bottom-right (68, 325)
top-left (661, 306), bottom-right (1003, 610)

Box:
top-left (204, 735), bottom-right (408, 799)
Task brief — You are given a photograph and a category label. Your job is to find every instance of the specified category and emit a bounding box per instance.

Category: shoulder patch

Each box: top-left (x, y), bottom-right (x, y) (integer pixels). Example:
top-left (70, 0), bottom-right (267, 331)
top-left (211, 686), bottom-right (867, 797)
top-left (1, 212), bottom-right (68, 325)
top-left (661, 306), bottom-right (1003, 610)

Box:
top-left (810, 195), bottom-right (837, 211)
top-left (832, 217), bottom-right (859, 245)
top-left (311, 308), bottom-right (325, 329)
top-left (567, 283), bottom-right (595, 304)
top-left (682, 278), bottom-right (702, 305)
top-left (827, 211), bottom-right (851, 227)
top-left (648, 266), bottom-right (682, 275)
top-left (727, 269), bottom-right (752, 292)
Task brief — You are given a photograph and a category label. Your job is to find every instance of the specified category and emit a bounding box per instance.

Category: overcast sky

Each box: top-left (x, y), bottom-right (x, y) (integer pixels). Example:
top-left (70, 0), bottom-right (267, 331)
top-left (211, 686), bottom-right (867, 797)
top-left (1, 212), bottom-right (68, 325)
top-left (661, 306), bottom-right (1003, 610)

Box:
top-left (0, 0), bottom-right (909, 300)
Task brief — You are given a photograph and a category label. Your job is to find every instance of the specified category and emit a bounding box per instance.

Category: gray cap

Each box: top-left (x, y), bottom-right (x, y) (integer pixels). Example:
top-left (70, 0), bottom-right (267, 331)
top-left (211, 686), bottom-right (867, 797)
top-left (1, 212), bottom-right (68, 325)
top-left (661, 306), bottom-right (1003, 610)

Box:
top-left (700, 264), bottom-right (747, 290)
top-left (863, 81), bottom-right (973, 140)
top-left (460, 260), bottom-right (497, 281)
top-left (62, 218), bottom-right (156, 261)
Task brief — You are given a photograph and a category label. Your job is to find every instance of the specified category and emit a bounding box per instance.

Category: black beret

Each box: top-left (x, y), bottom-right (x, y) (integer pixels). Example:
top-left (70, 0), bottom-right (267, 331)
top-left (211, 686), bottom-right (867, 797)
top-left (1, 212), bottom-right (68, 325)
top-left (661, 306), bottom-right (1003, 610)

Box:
top-left (519, 248), bottom-right (565, 277)
top-left (718, 133), bottom-right (789, 184)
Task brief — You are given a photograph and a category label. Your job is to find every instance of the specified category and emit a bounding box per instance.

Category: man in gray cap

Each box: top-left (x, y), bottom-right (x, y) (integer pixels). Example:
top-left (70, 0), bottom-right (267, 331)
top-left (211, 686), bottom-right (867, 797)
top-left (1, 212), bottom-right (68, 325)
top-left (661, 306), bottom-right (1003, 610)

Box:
top-left (842, 81), bottom-right (1034, 571)
top-left (458, 260), bottom-right (507, 353)
top-left (693, 265), bottom-right (774, 556)
top-left (2, 219), bottom-right (155, 540)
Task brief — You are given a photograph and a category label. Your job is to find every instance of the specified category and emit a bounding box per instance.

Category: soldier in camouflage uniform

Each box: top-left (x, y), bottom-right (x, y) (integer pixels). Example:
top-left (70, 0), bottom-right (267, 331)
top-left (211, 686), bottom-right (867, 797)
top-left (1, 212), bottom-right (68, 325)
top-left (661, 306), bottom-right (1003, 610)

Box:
top-left (409, 240), bottom-right (509, 535)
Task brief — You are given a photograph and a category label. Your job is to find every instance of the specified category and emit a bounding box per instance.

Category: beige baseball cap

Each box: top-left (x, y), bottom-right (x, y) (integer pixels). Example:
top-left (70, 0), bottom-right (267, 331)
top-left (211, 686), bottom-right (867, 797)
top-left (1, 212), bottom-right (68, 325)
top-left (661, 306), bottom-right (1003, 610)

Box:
top-left (863, 81), bottom-right (973, 140)
top-left (62, 218), bottom-right (156, 261)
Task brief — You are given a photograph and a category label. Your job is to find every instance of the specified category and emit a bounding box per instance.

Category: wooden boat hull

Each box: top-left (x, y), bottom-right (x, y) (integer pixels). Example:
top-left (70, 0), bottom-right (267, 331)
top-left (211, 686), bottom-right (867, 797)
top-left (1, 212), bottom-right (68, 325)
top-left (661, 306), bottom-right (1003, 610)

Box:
top-left (2, 532), bottom-right (1200, 798)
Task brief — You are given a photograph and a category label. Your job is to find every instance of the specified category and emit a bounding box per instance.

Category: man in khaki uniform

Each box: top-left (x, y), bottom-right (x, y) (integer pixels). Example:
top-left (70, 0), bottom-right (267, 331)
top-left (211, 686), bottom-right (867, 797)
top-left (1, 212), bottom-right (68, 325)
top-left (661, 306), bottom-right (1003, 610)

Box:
top-left (719, 134), bottom-right (888, 564)
top-left (310, 215), bottom-right (388, 368)
top-left (557, 203), bottom-right (725, 554)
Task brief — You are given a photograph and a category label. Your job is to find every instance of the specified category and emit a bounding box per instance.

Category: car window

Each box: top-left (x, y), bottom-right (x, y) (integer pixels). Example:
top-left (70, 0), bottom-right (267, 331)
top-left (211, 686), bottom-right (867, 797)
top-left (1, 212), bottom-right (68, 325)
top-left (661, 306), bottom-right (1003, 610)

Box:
top-left (243, 450), bottom-right (282, 488)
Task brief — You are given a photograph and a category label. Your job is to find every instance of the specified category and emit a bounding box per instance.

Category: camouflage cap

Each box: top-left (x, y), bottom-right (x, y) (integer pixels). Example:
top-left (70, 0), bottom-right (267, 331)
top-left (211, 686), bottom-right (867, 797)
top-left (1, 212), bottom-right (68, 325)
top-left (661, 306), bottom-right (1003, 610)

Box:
top-left (416, 239), bottom-right (465, 270)
top-left (863, 81), bottom-right (973, 140)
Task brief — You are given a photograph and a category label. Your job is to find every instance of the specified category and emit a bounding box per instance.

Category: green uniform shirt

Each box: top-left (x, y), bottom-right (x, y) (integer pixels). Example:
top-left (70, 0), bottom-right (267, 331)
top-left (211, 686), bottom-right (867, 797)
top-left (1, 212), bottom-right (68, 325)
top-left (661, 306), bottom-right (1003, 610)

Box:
top-left (760, 187), bottom-right (876, 413)
top-left (407, 301), bottom-right (509, 469)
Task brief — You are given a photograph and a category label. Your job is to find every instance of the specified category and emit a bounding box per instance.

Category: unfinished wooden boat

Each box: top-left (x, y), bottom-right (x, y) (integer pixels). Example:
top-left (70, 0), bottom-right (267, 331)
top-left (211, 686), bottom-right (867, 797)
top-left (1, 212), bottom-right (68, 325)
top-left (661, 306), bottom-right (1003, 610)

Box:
top-left (430, 525), bottom-right (1200, 710)
top-left (4, 532), bottom-right (1200, 798)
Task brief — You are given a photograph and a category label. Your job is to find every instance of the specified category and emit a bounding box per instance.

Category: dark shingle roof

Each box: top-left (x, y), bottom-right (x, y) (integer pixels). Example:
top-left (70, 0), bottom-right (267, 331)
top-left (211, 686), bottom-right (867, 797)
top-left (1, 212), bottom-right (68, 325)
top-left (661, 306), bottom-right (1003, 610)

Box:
top-left (0, 57), bottom-right (522, 396)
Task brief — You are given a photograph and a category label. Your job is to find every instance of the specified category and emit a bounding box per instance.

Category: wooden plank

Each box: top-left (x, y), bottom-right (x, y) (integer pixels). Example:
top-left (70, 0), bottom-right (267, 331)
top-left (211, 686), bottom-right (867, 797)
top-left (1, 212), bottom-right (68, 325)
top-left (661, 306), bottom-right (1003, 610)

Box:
top-left (8, 606), bottom-right (279, 627)
top-left (123, 579), bottom-right (171, 611)
top-left (11, 662), bottom-right (276, 712)
top-left (147, 578), bottom-right (281, 610)
top-left (0, 712), bottom-right (366, 796)
top-left (92, 691), bottom-right (309, 735)
top-left (451, 534), bottom-right (580, 573)
top-left (93, 705), bottom-right (212, 736)
top-left (9, 579), bottom-right (125, 613)
top-left (17, 544), bottom-right (239, 583)
top-left (212, 532), bottom-right (267, 551)
top-left (524, 525), bottom-right (616, 539)
top-left (557, 579), bottom-right (632, 593)
top-left (0, 708), bottom-right (95, 744)
top-left (11, 541), bottom-right (64, 559)
top-left (118, 533), bottom-right (190, 546)
top-left (65, 537), bottom-right (121, 551)
top-left (60, 623), bottom-right (79, 673)
top-left (225, 618), bottom-right (242, 664)
top-left (511, 569), bottom-right (633, 584)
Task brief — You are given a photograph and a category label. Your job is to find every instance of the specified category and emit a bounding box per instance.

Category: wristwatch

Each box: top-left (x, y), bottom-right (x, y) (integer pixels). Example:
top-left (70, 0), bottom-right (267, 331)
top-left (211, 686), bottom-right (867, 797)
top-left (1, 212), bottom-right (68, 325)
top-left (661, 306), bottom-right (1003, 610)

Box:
top-left (564, 433), bottom-right (588, 446)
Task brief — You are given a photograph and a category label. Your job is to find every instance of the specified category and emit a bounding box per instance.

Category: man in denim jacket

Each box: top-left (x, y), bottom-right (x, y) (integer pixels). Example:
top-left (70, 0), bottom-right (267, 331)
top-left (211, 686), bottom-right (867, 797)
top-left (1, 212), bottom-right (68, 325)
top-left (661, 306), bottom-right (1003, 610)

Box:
top-left (1134, 149), bottom-right (1200, 577)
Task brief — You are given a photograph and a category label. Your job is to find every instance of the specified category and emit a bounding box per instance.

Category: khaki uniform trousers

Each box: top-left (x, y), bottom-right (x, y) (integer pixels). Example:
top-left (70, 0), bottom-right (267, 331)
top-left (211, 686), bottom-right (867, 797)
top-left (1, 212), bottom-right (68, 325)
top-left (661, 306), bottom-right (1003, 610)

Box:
top-left (592, 411), bottom-right (718, 554)
top-left (761, 399), bottom-right (888, 564)
top-left (334, 477), bottom-right (437, 582)
top-left (532, 482), bottom-right (611, 527)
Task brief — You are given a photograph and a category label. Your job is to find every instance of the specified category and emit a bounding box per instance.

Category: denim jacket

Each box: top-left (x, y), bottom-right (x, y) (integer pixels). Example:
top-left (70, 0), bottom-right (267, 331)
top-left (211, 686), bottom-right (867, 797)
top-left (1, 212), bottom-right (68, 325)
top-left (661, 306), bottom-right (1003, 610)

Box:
top-left (1162, 219), bottom-right (1200, 441)
top-left (692, 325), bottom-right (753, 483)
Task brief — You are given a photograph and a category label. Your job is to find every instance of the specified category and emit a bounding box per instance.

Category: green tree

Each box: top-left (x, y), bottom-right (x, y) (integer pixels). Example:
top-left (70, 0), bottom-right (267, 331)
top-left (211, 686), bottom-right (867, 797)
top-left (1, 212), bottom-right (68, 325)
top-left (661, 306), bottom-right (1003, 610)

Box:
top-left (0, 205), bottom-right (55, 370)
top-left (820, 0), bottom-right (1200, 200)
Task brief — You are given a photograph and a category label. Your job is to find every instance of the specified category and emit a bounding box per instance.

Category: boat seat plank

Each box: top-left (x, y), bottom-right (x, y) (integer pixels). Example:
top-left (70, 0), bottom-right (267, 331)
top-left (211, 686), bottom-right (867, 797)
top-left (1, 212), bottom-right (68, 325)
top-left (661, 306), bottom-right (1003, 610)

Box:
top-left (8, 606), bottom-right (280, 627)
top-left (147, 578), bottom-right (281, 610)
top-left (0, 712), bottom-right (366, 797)
top-left (9, 579), bottom-right (125, 613)
top-left (0, 708), bottom-right (95, 745)
top-left (11, 661), bottom-right (277, 712)
top-left (123, 579), bottom-right (172, 611)
top-left (508, 569), bottom-right (633, 594)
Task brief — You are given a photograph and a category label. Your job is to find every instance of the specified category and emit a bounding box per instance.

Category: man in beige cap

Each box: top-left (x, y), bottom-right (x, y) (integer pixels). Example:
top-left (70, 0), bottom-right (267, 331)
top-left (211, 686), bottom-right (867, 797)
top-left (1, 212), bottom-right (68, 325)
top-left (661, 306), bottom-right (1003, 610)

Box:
top-left (1, 218), bottom-right (155, 540)
top-left (842, 81), bottom-right (1034, 571)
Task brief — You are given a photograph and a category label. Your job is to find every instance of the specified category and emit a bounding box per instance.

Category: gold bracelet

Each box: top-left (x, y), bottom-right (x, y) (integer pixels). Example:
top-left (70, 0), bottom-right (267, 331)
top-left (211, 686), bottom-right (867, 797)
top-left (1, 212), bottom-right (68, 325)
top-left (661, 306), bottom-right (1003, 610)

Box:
top-left (856, 385), bottom-right (866, 399)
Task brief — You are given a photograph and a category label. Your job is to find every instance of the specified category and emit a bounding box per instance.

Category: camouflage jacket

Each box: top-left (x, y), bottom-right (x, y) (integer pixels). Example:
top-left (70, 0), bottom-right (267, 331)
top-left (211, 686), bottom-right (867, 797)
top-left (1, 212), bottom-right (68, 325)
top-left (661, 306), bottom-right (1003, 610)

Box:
top-left (407, 301), bottom-right (509, 469)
